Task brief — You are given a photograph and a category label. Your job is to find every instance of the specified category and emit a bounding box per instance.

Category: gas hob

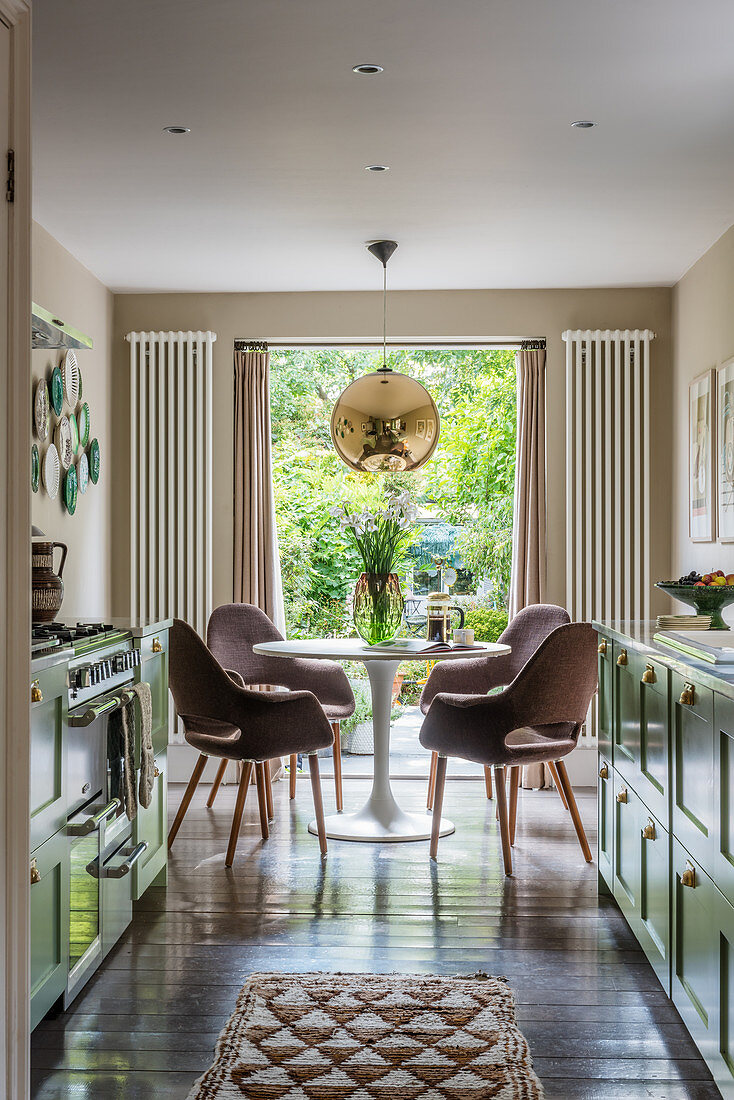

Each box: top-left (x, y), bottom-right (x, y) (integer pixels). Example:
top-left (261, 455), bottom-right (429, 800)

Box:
top-left (32, 621), bottom-right (128, 657)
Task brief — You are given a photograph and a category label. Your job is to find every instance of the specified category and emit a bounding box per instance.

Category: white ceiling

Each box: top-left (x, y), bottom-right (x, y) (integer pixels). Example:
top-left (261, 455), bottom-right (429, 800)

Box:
top-left (32, 0), bottom-right (734, 293)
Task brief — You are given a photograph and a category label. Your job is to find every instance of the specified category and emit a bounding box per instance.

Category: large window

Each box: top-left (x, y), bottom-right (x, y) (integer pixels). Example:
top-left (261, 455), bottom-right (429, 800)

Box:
top-left (270, 348), bottom-right (516, 639)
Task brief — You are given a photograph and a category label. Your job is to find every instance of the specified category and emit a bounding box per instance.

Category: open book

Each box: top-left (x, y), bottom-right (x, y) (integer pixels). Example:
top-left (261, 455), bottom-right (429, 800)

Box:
top-left (368, 638), bottom-right (486, 654)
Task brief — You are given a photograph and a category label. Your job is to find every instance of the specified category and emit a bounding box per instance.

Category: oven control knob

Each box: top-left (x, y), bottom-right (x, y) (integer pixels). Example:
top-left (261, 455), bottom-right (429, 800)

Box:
top-left (89, 665), bottom-right (98, 685)
top-left (81, 667), bottom-right (91, 688)
top-left (103, 660), bottom-right (112, 678)
top-left (113, 654), bottom-right (126, 673)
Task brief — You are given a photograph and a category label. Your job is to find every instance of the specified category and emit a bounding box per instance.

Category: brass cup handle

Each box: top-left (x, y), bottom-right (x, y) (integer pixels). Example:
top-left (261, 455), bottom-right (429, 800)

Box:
top-left (641, 664), bottom-right (656, 684)
top-left (681, 861), bottom-right (696, 889)
top-left (153, 766), bottom-right (161, 779)
top-left (31, 680), bottom-right (43, 703)
top-left (642, 818), bottom-right (656, 841)
top-left (616, 788), bottom-right (628, 804)
top-left (617, 649), bottom-right (628, 667)
top-left (679, 683), bottom-right (695, 706)
top-left (151, 637), bottom-right (162, 653)
top-left (598, 763), bottom-right (609, 780)
top-left (30, 858), bottom-right (41, 885)
top-left (597, 640), bottom-right (607, 655)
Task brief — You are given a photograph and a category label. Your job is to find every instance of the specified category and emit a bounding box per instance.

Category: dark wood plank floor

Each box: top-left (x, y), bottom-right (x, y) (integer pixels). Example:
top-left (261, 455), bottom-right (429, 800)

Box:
top-left (32, 774), bottom-right (717, 1099)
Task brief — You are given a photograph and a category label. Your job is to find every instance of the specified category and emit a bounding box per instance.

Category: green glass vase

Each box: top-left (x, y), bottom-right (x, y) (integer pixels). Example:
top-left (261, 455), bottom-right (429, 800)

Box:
top-left (353, 572), bottom-right (404, 645)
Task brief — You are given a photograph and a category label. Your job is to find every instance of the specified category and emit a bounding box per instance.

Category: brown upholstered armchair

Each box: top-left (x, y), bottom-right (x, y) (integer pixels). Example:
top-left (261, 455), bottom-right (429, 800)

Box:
top-left (207, 603), bottom-right (355, 811)
top-left (420, 621), bottom-right (598, 875)
top-left (167, 618), bottom-right (334, 866)
top-left (421, 604), bottom-right (570, 806)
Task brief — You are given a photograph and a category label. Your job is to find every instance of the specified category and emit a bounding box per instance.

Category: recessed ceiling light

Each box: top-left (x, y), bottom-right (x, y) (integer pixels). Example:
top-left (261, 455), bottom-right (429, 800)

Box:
top-left (353, 64), bottom-right (383, 74)
top-left (162, 125), bottom-right (191, 135)
top-left (571, 120), bottom-right (596, 129)
top-left (365, 164), bottom-right (389, 172)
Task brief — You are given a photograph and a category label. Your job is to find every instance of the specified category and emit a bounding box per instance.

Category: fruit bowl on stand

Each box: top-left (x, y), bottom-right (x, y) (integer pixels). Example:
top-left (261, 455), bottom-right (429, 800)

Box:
top-left (656, 581), bottom-right (734, 630)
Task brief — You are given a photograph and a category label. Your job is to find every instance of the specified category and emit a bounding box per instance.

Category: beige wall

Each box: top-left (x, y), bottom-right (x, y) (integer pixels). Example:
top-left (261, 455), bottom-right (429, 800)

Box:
top-left (112, 286), bottom-right (673, 619)
top-left (672, 226), bottom-right (734, 622)
top-left (32, 222), bottom-right (114, 619)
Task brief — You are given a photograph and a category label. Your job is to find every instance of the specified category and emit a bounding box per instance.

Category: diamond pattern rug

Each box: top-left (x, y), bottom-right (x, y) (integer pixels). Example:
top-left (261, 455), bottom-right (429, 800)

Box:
top-left (187, 972), bottom-right (544, 1099)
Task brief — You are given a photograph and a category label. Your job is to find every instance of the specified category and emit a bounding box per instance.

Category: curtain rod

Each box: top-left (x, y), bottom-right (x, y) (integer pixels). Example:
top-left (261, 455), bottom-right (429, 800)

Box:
top-left (233, 338), bottom-right (545, 351)
top-left (234, 339), bottom-right (269, 351)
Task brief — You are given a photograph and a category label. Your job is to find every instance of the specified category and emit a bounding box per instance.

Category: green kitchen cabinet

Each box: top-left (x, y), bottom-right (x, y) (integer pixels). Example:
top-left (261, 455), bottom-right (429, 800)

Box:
top-left (611, 644), bottom-right (670, 822)
top-left (714, 887), bottom-right (734, 1098)
top-left (597, 634), bottom-right (614, 759)
top-left (136, 629), bottom-right (170, 756)
top-left (613, 777), bottom-right (640, 924)
top-left (30, 829), bottom-right (69, 1031)
top-left (714, 693), bottom-right (734, 909)
top-left (612, 643), bottom-right (641, 776)
top-left (637, 804), bottom-right (671, 994)
top-left (133, 749), bottom-right (167, 901)
top-left (30, 661), bottom-right (67, 854)
top-left (672, 671), bottom-right (715, 874)
top-left (597, 755), bottom-right (614, 892)
top-left (672, 837), bottom-right (717, 1065)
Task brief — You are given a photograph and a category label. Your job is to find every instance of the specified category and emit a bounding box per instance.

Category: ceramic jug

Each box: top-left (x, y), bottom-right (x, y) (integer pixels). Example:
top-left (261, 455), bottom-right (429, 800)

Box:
top-left (32, 540), bottom-right (67, 623)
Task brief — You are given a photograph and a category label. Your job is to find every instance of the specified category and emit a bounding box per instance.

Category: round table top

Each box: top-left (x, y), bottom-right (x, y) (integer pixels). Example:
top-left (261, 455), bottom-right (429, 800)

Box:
top-left (252, 638), bottom-right (511, 663)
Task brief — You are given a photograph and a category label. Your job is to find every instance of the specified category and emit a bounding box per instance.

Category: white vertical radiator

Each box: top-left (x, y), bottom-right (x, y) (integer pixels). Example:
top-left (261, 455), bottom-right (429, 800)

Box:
top-left (562, 329), bottom-right (655, 745)
top-left (126, 331), bottom-right (216, 639)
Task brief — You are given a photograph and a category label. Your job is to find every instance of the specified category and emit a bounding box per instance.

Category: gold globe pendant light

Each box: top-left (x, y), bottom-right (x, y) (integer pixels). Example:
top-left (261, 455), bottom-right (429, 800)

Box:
top-left (331, 241), bottom-right (440, 473)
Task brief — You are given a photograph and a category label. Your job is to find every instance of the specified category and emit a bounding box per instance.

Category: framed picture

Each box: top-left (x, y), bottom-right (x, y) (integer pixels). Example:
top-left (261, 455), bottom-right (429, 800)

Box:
top-left (426, 418), bottom-right (435, 443)
top-left (415, 419), bottom-right (426, 438)
top-left (689, 368), bottom-right (716, 542)
top-left (718, 358), bottom-right (734, 541)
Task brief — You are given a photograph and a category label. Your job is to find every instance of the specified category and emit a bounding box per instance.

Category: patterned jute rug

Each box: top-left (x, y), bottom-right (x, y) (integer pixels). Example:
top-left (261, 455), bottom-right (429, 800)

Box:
top-left (187, 971), bottom-right (544, 1099)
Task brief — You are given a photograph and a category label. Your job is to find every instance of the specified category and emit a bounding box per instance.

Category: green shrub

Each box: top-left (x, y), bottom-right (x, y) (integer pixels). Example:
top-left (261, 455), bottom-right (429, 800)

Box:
top-left (464, 606), bottom-right (508, 642)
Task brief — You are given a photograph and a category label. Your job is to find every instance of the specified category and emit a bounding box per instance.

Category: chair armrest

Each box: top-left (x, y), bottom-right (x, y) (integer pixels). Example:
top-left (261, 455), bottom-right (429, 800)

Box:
top-left (225, 669), bottom-right (246, 688)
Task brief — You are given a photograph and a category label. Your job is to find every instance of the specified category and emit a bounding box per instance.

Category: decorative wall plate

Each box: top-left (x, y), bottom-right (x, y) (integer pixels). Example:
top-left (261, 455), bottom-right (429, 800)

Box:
top-left (50, 367), bottom-right (63, 416)
top-left (78, 367), bottom-right (83, 401)
top-left (69, 412), bottom-right (79, 455)
top-left (64, 464), bottom-right (78, 515)
top-left (89, 437), bottom-right (100, 484)
top-left (62, 350), bottom-right (80, 408)
top-left (77, 451), bottom-right (89, 494)
top-left (34, 380), bottom-right (50, 441)
top-left (78, 401), bottom-right (90, 447)
top-left (31, 444), bottom-right (39, 493)
top-left (54, 416), bottom-right (73, 470)
top-left (43, 443), bottom-right (60, 499)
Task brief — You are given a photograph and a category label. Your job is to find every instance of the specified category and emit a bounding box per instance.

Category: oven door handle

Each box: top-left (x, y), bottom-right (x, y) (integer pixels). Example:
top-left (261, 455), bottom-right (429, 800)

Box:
top-left (88, 841), bottom-right (148, 880)
top-left (67, 797), bottom-right (121, 836)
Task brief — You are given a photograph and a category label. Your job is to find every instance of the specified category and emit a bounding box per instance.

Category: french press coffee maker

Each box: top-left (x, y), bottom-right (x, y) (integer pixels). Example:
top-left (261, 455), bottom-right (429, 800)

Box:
top-left (426, 592), bottom-right (465, 643)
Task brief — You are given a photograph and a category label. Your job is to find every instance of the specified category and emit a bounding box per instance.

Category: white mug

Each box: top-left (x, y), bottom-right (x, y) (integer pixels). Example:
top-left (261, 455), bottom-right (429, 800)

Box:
top-left (453, 627), bottom-right (475, 646)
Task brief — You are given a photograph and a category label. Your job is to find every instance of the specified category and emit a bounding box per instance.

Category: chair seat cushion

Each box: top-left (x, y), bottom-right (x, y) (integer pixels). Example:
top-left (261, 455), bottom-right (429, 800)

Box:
top-left (503, 723), bottom-right (577, 764)
top-left (183, 715), bottom-right (244, 758)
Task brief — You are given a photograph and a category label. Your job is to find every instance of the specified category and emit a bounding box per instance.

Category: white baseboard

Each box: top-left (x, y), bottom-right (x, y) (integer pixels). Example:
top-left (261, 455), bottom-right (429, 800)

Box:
top-left (561, 743), bottom-right (598, 788)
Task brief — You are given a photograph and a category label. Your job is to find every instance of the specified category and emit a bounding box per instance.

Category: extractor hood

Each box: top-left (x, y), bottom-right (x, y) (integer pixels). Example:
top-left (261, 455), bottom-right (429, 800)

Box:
top-left (32, 302), bottom-right (93, 351)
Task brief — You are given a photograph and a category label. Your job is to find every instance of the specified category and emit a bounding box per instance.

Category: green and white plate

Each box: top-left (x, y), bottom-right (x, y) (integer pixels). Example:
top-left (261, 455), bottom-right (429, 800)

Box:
top-left (50, 367), bottom-right (63, 416)
top-left (64, 464), bottom-right (78, 515)
top-left (54, 415), bottom-right (73, 470)
top-left (31, 444), bottom-right (39, 493)
top-left (34, 380), bottom-right (50, 441)
top-left (62, 350), bottom-right (80, 408)
top-left (77, 451), bottom-right (89, 494)
top-left (78, 401), bottom-right (90, 447)
top-left (89, 437), bottom-right (100, 484)
top-left (69, 412), bottom-right (79, 455)
top-left (78, 368), bottom-right (83, 401)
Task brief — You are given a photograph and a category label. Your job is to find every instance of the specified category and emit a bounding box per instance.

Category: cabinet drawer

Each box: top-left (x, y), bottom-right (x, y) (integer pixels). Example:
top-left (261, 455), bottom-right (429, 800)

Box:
top-left (672, 673), bottom-right (715, 873)
top-left (672, 838), bottom-right (717, 1063)
top-left (30, 662), bottom-right (67, 852)
top-left (597, 755), bottom-right (614, 892)
top-left (613, 777), bottom-right (640, 922)
top-left (596, 634), bottom-right (613, 759)
top-left (715, 693), bottom-right (734, 909)
top-left (136, 631), bottom-right (169, 741)
top-left (30, 830), bottom-right (69, 1031)
top-left (611, 646), bottom-right (669, 820)
top-left (612, 643), bottom-right (642, 775)
top-left (714, 887), bottom-right (734, 1097)
top-left (133, 750), bottom-right (167, 901)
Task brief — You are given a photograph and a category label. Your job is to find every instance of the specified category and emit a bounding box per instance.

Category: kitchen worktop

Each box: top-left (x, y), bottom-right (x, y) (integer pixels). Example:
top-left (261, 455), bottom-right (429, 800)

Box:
top-left (593, 619), bottom-right (734, 701)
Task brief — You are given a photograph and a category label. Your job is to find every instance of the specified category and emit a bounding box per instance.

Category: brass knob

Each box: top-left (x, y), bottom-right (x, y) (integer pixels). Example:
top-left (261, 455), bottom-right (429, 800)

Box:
top-left (598, 763), bottom-right (608, 780)
top-left (681, 861), bottom-right (696, 889)
top-left (30, 680), bottom-right (42, 703)
top-left (153, 766), bottom-right (161, 779)
top-left (679, 683), bottom-right (695, 706)
top-left (642, 664), bottom-right (656, 684)
top-left (642, 818), bottom-right (656, 841)
top-left (616, 788), bottom-right (628, 804)
top-left (617, 649), bottom-right (628, 667)
top-left (597, 640), bottom-right (607, 655)
top-left (151, 637), bottom-right (162, 653)
top-left (30, 859), bottom-right (40, 885)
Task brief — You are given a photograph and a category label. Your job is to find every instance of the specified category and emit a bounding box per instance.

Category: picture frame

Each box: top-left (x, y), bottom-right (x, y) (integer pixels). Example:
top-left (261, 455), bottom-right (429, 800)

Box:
top-left (425, 418), bottom-right (435, 443)
top-left (689, 368), bottom-right (716, 542)
top-left (415, 419), bottom-right (426, 438)
top-left (718, 357), bottom-right (734, 542)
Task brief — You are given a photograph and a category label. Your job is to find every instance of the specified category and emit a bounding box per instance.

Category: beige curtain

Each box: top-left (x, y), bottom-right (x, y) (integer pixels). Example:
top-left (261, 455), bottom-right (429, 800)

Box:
top-left (510, 345), bottom-right (547, 789)
top-left (233, 348), bottom-right (286, 634)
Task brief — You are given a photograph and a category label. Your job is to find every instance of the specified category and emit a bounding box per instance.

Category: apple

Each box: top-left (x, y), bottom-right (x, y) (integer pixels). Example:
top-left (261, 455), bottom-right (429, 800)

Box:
top-left (716, 570), bottom-right (726, 577)
top-left (694, 581), bottom-right (706, 587)
top-left (726, 574), bottom-right (734, 585)
top-left (703, 573), bottom-right (714, 584)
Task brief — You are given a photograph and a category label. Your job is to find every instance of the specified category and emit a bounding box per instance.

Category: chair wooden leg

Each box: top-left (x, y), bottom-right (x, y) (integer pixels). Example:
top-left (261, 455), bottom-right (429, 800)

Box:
top-left (289, 753), bottom-right (297, 799)
top-left (547, 761), bottom-right (569, 810)
top-left (225, 761), bottom-right (253, 868)
top-left (308, 754), bottom-right (328, 856)
top-left (484, 765), bottom-right (493, 800)
top-left (332, 722), bottom-right (343, 812)
top-left (509, 765), bottom-right (520, 846)
top-left (494, 765), bottom-right (513, 876)
top-left (554, 759), bottom-right (593, 863)
top-left (255, 763), bottom-right (270, 840)
top-left (168, 753), bottom-right (208, 849)
top-left (429, 754), bottom-right (448, 859)
top-left (427, 750), bottom-right (438, 810)
top-left (263, 760), bottom-right (275, 820)
top-left (206, 758), bottom-right (227, 809)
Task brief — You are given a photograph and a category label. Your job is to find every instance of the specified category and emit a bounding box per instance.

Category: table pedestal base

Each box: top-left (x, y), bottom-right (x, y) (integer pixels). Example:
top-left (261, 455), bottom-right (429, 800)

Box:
top-left (309, 796), bottom-right (455, 843)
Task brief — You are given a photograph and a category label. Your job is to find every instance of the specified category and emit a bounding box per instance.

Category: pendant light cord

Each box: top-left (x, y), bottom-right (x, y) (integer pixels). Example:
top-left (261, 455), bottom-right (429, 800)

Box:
top-left (382, 263), bottom-right (387, 370)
